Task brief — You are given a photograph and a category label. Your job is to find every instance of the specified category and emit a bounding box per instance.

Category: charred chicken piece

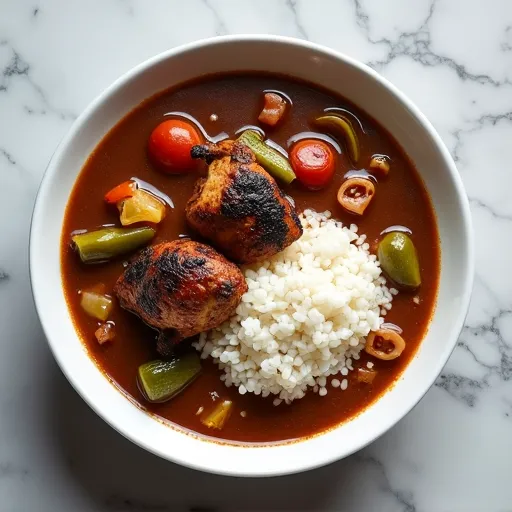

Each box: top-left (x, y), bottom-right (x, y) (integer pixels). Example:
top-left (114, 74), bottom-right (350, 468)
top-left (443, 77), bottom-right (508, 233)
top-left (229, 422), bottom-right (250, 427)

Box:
top-left (115, 239), bottom-right (247, 354)
top-left (186, 140), bottom-right (303, 263)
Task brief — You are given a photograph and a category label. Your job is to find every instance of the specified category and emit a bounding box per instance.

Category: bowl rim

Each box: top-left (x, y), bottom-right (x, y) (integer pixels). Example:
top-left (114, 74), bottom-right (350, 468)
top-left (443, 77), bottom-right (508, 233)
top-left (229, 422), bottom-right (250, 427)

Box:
top-left (29, 34), bottom-right (474, 476)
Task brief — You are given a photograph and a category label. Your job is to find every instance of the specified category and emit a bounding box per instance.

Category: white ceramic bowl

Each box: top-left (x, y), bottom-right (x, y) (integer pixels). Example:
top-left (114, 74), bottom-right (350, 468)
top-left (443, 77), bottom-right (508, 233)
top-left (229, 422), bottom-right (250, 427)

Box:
top-left (30, 35), bottom-right (473, 477)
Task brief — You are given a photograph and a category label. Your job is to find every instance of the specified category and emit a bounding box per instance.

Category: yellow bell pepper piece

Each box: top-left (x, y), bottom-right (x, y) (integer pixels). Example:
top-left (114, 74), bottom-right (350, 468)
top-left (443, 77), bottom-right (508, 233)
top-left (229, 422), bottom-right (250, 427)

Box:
top-left (119, 189), bottom-right (166, 226)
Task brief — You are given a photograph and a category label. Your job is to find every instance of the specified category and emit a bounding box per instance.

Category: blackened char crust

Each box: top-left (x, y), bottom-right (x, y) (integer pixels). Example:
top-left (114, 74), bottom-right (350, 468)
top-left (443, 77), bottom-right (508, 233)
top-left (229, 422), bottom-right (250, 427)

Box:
top-left (123, 246), bottom-right (152, 285)
top-left (221, 165), bottom-right (289, 250)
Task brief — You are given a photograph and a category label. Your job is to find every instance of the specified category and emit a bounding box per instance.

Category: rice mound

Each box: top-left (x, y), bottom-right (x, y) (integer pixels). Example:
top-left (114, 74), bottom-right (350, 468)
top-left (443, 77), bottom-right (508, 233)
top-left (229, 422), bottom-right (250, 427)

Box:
top-left (194, 209), bottom-right (393, 404)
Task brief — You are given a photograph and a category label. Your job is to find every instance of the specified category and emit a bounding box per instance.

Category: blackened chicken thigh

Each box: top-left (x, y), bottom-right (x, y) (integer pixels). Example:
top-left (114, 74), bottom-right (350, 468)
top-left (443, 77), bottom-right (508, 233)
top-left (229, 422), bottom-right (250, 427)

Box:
top-left (115, 239), bottom-right (247, 350)
top-left (186, 140), bottom-right (303, 263)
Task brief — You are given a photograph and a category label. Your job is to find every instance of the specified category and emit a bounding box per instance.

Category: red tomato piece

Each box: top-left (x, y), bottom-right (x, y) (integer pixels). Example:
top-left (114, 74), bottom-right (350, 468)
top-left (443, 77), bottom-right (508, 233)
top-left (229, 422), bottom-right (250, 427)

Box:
top-left (258, 92), bottom-right (287, 126)
top-left (148, 119), bottom-right (202, 173)
top-left (104, 180), bottom-right (136, 204)
top-left (289, 139), bottom-right (336, 189)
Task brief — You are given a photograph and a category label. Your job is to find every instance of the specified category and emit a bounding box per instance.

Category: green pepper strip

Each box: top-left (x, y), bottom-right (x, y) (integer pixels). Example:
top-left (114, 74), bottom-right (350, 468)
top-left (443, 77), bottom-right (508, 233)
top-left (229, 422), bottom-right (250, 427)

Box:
top-left (237, 130), bottom-right (296, 184)
top-left (137, 353), bottom-right (202, 403)
top-left (315, 114), bottom-right (360, 164)
top-left (71, 226), bottom-right (155, 263)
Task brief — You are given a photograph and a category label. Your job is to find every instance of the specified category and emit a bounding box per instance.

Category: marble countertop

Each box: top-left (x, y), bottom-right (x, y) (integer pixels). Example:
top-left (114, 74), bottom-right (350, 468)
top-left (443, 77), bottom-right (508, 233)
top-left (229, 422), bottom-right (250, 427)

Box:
top-left (1, 0), bottom-right (510, 510)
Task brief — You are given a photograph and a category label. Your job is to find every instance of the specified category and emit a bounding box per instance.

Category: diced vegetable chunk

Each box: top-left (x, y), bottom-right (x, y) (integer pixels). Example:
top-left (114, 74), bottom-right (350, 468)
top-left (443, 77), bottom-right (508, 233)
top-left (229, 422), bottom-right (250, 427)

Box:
top-left (357, 368), bottom-right (377, 384)
top-left (369, 154), bottom-right (390, 175)
top-left (337, 177), bottom-right (375, 215)
top-left (378, 232), bottom-right (421, 289)
top-left (104, 180), bottom-right (136, 204)
top-left (118, 189), bottom-right (166, 225)
top-left (81, 291), bottom-right (113, 321)
top-left (258, 92), bottom-right (287, 126)
top-left (365, 329), bottom-right (405, 360)
top-left (137, 353), bottom-right (201, 403)
top-left (71, 227), bottom-right (155, 263)
top-left (237, 130), bottom-right (296, 184)
top-left (315, 114), bottom-right (360, 164)
top-left (95, 323), bottom-right (115, 344)
top-left (201, 400), bottom-right (233, 430)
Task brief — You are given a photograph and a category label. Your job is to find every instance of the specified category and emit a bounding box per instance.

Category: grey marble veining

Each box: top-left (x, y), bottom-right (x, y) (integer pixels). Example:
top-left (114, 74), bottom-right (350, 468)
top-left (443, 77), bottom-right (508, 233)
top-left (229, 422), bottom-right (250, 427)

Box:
top-left (1, 0), bottom-right (510, 510)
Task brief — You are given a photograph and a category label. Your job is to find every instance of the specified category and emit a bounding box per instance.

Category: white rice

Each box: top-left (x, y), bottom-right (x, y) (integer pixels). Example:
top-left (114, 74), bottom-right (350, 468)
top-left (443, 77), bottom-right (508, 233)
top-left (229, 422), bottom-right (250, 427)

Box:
top-left (194, 209), bottom-right (394, 404)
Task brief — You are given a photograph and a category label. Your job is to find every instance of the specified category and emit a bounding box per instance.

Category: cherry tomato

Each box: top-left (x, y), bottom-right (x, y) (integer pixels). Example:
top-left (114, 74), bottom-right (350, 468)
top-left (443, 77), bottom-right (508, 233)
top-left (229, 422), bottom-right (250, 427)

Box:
top-left (148, 119), bottom-right (202, 173)
top-left (289, 139), bottom-right (336, 189)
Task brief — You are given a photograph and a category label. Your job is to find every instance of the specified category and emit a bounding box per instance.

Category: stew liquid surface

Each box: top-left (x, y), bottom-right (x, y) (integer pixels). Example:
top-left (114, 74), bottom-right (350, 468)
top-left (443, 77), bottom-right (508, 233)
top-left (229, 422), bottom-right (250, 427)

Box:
top-left (61, 74), bottom-right (440, 444)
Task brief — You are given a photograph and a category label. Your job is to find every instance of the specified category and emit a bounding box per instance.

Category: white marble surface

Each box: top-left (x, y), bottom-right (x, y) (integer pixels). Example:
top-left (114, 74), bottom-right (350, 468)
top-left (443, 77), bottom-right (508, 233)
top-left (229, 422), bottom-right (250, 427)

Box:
top-left (0, 0), bottom-right (510, 510)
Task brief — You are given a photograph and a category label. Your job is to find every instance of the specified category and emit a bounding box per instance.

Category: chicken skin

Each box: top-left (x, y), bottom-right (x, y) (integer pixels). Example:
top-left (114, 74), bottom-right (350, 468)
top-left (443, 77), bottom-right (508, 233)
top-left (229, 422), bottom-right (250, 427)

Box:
top-left (115, 240), bottom-right (247, 352)
top-left (185, 140), bottom-right (303, 264)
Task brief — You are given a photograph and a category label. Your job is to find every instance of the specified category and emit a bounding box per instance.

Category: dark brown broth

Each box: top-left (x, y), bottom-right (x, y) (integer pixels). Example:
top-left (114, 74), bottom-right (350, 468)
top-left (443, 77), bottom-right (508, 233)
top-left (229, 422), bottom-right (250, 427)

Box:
top-left (61, 74), bottom-right (440, 443)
